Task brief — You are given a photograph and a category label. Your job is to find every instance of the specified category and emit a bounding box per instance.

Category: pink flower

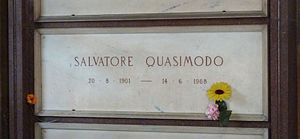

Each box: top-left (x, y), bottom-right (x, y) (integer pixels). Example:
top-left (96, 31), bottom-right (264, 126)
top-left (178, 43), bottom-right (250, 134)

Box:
top-left (205, 103), bottom-right (220, 120)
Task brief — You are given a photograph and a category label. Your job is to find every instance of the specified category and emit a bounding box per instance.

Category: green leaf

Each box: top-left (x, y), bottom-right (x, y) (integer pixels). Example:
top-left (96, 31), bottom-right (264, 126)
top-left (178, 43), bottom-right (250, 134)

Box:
top-left (216, 100), bottom-right (227, 111)
top-left (219, 110), bottom-right (232, 127)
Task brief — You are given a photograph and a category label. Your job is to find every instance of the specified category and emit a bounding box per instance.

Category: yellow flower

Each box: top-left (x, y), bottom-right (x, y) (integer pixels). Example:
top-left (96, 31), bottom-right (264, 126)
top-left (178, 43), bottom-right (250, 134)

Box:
top-left (207, 82), bottom-right (232, 102)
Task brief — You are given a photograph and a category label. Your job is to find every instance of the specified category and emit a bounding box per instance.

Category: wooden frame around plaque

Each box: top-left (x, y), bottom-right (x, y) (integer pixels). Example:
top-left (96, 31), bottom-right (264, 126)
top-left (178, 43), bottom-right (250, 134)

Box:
top-left (7, 0), bottom-right (299, 138)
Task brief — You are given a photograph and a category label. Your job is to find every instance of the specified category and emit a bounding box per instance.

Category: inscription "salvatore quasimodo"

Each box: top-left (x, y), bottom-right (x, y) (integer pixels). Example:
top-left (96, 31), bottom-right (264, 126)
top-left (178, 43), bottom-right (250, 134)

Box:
top-left (73, 55), bottom-right (224, 67)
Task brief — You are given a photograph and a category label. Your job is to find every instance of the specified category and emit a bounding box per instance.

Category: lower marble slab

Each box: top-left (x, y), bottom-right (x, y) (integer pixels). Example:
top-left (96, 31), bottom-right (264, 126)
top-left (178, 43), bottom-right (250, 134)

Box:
top-left (36, 123), bottom-right (268, 139)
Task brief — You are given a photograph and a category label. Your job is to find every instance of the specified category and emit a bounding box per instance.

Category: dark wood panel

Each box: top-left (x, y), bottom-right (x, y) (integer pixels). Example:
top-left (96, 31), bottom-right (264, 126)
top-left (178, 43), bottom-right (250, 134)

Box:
top-left (269, 0), bottom-right (298, 138)
top-left (8, 0), bottom-right (35, 139)
top-left (297, 0), bottom-right (300, 137)
top-left (7, 0), bottom-right (299, 139)
top-left (275, 0), bottom-right (298, 138)
top-left (0, 0), bottom-right (8, 138)
top-left (36, 17), bottom-right (268, 28)
top-left (269, 0), bottom-right (279, 138)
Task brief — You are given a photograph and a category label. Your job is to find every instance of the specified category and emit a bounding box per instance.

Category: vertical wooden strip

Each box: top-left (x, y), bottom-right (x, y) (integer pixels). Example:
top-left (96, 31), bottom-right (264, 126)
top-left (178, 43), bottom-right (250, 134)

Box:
top-left (269, 0), bottom-right (298, 138)
top-left (278, 0), bottom-right (298, 139)
top-left (269, 0), bottom-right (279, 138)
top-left (23, 1), bottom-right (36, 138)
top-left (297, 0), bottom-right (300, 137)
top-left (9, 0), bottom-right (35, 139)
top-left (0, 0), bottom-right (8, 138)
top-left (8, 0), bottom-right (23, 138)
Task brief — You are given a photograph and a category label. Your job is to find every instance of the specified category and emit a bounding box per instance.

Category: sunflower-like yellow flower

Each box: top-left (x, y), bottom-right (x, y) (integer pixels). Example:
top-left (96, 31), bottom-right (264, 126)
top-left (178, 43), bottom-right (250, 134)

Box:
top-left (207, 82), bottom-right (232, 102)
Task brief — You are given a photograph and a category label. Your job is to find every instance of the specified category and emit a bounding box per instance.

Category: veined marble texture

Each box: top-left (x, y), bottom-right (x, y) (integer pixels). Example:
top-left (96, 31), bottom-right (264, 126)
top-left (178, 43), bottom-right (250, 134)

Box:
top-left (34, 25), bottom-right (268, 121)
top-left (36, 123), bottom-right (268, 139)
top-left (35, 0), bottom-right (267, 19)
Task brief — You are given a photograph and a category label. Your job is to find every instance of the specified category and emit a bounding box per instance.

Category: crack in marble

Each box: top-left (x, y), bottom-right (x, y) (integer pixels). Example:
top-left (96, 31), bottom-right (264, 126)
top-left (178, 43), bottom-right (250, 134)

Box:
top-left (162, 1), bottom-right (191, 12)
top-left (154, 106), bottom-right (164, 112)
top-left (209, 0), bottom-right (221, 8)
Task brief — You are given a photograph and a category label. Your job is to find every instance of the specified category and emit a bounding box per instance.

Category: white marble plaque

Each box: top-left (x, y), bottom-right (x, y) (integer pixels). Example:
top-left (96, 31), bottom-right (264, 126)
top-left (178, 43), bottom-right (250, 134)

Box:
top-left (36, 123), bottom-right (268, 139)
top-left (35, 0), bottom-right (267, 20)
top-left (35, 25), bottom-right (268, 121)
